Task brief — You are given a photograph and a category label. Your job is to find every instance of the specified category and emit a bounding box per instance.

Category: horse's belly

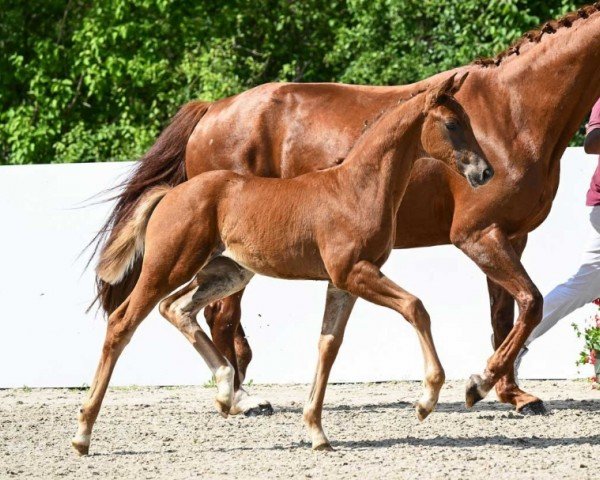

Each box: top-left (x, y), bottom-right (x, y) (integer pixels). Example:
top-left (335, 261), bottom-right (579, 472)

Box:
top-left (221, 243), bottom-right (329, 281)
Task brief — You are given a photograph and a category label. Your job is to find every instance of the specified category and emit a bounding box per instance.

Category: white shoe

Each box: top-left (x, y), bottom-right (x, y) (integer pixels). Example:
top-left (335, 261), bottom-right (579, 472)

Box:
top-left (513, 346), bottom-right (529, 385)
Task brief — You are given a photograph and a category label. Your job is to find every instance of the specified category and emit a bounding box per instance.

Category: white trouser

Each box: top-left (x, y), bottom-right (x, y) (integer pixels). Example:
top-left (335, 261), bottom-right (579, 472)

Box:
top-left (526, 206), bottom-right (600, 347)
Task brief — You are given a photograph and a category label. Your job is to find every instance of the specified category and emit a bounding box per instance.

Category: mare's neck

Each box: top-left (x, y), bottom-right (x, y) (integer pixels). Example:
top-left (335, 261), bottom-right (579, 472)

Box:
top-left (339, 98), bottom-right (425, 210)
top-left (492, 13), bottom-right (600, 164)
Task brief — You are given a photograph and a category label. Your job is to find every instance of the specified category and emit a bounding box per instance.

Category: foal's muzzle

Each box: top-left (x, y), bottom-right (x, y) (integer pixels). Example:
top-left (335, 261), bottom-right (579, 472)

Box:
top-left (464, 155), bottom-right (494, 188)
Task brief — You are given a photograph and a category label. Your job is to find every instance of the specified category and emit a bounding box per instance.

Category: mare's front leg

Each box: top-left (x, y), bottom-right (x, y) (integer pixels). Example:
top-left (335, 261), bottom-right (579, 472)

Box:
top-left (204, 291), bottom-right (273, 416)
top-left (486, 235), bottom-right (546, 414)
top-left (303, 283), bottom-right (357, 451)
top-left (452, 227), bottom-right (544, 410)
top-left (332, 261), bottom-right (445, 421)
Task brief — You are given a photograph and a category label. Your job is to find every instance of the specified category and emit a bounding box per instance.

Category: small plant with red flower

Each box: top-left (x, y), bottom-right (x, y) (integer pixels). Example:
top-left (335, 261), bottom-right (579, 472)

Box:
top-left (571, 298), bottom-right (600, 388)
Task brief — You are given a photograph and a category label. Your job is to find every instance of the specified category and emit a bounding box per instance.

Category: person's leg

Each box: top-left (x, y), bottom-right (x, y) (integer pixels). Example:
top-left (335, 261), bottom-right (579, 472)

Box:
top-left (518, 206), bottom-right (600, 370)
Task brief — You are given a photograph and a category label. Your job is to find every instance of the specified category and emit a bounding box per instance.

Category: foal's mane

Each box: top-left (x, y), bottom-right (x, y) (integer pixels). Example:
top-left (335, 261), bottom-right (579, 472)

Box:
top-left (358, 87), bottom-right (429, 141)
top-left (474, 2), bottom-right (600, 67)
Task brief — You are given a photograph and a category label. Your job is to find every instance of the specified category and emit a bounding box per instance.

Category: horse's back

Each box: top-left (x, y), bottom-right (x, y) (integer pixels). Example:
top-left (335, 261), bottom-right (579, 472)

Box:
top-left (185, 82), bottom-right (417, 179)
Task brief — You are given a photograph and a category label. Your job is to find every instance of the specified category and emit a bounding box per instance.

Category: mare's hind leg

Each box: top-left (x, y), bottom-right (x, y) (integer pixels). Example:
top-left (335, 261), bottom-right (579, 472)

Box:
top-left (334, 261), bottom-right (445, 421)
top-left (303, 283), bottom-right (356, 450)
top-left (158, 256), bottom-right (254, 416)
top-left (204, 291), bottom-right (273, 416)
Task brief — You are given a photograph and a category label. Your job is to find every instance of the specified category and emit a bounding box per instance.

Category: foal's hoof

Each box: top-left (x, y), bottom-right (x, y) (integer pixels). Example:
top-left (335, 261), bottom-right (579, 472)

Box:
top-left (415, 403), bottom-right (433, 422)
top-left (465, 374), bottom-right (486, 408)
top-left (215, 399), bottom-right (231, 418)
top-left (71, 439), bottom-right (90, 456)
top-left (313, 442), bottom-right (334, 452)
top-left (244, 403), bottom-right (274, 417)
top-left (518, 400), bottom-right (547, 416)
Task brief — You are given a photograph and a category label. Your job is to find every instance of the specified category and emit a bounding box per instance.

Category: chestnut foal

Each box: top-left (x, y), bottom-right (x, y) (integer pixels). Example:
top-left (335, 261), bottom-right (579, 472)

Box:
top-left (73, 74), bottom-right (492, 454)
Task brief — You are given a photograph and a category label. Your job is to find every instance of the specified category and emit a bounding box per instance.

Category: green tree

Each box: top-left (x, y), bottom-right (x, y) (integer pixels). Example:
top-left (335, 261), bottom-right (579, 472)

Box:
top-left (0, 0), bottom-right (583, 165)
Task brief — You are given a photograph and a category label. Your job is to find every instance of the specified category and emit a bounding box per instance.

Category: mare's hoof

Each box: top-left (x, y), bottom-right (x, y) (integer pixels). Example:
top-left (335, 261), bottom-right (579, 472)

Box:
top-left (313, 442), bottom-right (334, 452)
top-left (71, 439), bottom-right (90, 456)
top-left (465, 375), bottom-right (485, 408)
top-left (518, 400), bottom-right (547, 416)
top-left (244, 403), bottom-right (274, 417)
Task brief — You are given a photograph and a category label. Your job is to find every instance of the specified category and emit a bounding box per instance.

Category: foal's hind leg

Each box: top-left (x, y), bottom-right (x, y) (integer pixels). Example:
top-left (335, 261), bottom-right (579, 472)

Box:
top-left (334, 261), bottom-right (445, 421)
top-left (72, 283), bottom-right (169, 455)
top-left (158, 256), bottom-right (254, 416)
top-left (303, 283), bottom-right (356, 450)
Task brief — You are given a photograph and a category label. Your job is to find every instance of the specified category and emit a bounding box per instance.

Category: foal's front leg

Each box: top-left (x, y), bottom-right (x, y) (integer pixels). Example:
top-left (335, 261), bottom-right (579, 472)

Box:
top-left (303, 283), bottom-right (356, 451)
top-left (334, 261), bottom-right (445, 420)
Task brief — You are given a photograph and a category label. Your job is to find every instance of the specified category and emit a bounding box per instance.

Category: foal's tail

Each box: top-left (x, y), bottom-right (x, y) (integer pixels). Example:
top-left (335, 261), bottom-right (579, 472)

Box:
top-left (90, 100), bottom-right (210, 316)
top-left (96, 185), bottom-right (172, 286)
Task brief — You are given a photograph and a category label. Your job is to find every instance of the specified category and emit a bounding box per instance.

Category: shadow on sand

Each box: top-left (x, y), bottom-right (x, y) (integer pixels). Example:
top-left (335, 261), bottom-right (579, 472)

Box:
top-left (329, 433), bottom-right (600, 450)
top-left (276, 398), bottom-right (600, 415)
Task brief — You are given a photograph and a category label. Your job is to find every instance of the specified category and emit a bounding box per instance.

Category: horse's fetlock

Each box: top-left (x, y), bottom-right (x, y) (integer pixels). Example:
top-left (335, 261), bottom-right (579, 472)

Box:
top-left (426, 369), bottom-right (446, 388)
top-left (302, 407), bottom-right (317, 427)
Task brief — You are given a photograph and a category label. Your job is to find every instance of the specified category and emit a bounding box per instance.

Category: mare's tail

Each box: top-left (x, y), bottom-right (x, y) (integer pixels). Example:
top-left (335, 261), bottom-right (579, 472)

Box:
top-left (91, 100), bottom-right (210, 315)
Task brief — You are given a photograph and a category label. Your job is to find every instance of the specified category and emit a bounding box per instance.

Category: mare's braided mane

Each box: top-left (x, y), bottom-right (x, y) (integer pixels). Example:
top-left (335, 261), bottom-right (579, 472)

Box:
top-left (474, 2), bottom-right (600, 67)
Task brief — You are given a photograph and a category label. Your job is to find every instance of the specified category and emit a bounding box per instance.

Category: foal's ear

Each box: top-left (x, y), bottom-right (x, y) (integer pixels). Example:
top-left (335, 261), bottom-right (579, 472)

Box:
top-left (424, 73), bottom-right (457, 111)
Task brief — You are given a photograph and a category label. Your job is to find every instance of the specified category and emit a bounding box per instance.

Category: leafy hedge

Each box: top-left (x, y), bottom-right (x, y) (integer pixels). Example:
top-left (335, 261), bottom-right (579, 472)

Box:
top-left (0, 0), bottom-right (580, 165)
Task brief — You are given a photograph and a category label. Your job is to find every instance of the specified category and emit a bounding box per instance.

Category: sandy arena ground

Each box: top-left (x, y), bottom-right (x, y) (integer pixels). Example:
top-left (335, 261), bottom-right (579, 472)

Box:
top-left (0, 380), bottom-right (598, 479)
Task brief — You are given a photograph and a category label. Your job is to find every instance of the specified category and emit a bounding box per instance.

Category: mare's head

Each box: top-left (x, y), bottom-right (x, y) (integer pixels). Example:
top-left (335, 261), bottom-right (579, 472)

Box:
top-left (421, 74), bottom-right (493, 188)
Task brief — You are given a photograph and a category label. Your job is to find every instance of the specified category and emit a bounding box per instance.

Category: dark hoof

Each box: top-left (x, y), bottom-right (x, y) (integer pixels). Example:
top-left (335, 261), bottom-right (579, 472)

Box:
top-left (71, 440), bottom-right (89, 456)
top-left (215, 399), bottom-right (231, 418)
top-left (465, 375), bottom-right (484, 408)
top-left (518, 400), bottom-right (547, 416)
top-left (415, 403), bottom-right (432, 422)
top-left (244, 403), bottom-right (274, 417)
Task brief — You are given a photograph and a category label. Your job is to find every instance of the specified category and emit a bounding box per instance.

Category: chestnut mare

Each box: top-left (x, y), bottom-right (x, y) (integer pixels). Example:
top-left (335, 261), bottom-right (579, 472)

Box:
top-left (75, 77), bottom-right (491, 454)
top-left (92, 5), bottom-right (600, 416)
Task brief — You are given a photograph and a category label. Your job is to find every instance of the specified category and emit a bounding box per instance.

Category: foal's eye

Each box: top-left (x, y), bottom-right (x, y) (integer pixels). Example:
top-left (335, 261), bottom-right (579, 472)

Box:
top-left (445, 120), bottom-right (458, 131)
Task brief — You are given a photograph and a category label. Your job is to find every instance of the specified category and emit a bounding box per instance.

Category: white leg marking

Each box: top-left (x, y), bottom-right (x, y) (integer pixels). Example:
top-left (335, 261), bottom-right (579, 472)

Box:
top-left (72, 433), bottom-right (91, 446)
top-left (214, 363), bottom-right (235, 417)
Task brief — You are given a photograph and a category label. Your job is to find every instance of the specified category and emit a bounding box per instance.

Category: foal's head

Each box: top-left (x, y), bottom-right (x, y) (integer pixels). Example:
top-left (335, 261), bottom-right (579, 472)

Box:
top-left (420, 74), bottom-right (493, 188)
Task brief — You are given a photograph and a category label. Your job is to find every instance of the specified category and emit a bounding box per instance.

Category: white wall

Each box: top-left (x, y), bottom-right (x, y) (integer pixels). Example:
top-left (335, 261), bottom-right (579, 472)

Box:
top-left (1, 148), bottom-right (597, 388)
